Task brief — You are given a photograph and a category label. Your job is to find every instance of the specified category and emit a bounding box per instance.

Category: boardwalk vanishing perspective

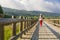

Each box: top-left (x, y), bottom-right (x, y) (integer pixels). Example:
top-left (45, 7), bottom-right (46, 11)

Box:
top-left (0, 18), bottom-right (60, 40)
top-left (19, 22), bottom-right (60, 40)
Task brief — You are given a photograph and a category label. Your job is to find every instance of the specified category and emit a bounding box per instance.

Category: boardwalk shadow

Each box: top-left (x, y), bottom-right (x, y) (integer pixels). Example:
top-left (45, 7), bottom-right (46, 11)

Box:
top-left (44, 23), bottom-right (60, 40)
top-left (31, 23), bottom-right (39, 40)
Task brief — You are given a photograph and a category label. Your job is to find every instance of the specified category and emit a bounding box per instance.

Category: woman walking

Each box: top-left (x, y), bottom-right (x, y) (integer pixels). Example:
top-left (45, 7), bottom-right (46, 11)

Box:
top-left (39, 14), bottom-right (43, 27)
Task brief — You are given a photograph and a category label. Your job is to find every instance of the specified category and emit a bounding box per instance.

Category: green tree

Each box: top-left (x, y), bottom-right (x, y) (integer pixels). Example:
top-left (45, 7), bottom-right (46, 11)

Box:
top-left (0, 5), bottom-right (4, 18)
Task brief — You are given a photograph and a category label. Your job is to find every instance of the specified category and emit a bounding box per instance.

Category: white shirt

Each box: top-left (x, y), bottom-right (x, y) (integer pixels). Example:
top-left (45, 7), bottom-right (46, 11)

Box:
top-left (39, 15), bottom-right (42, 21)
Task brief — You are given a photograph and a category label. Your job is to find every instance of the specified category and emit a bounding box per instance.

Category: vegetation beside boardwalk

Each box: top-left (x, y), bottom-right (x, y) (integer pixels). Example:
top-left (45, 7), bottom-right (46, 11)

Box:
top-left (0, 5), bottom-right (11, 18)
top-left (4, 24), bottom-right (12, 40)
top-left (0, 5), bottom-right (4, 17)
top-left (4, 23), bottom-right (20, 40)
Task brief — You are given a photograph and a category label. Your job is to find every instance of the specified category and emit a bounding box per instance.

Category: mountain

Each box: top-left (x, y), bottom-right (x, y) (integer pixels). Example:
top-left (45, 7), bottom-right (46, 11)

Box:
top-left (2, 7), bottom-right (60, 17)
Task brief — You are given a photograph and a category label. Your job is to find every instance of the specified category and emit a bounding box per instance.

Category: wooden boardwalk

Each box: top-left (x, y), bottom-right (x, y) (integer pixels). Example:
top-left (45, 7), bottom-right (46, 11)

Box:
top-left (18, 22), bottom-right (60, 40)
top-left (17, 22), bottom-right (38, 40)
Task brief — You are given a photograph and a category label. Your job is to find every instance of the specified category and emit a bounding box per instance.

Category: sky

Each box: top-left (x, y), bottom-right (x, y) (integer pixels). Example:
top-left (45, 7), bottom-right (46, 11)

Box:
top-left (0, 0), bottom-right (60, 13)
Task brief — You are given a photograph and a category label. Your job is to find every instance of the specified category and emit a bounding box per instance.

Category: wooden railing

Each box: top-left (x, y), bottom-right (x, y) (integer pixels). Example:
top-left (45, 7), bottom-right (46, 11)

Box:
top-left (45, 19), bottom-right (60, 27)
top-left (0, 16), bottom-right (38, 40)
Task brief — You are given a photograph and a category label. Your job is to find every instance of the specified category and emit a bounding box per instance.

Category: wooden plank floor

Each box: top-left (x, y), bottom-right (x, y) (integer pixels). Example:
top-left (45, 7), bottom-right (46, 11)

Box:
top-left (39, 23), bottom-right (59, 40)
top-left (17, 22), bottom-right (60, 40)
top-left (17, 22), bottom-right (38, 40)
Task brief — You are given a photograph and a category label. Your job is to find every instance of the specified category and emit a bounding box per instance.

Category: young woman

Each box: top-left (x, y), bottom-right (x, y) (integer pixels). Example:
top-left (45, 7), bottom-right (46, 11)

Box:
top-left (39, 14), bottom-right (43, 27)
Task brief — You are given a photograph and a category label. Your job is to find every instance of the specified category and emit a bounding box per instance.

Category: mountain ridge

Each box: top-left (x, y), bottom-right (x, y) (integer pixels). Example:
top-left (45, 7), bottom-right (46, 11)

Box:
top-left (2, 7), bottom-right (60, 17)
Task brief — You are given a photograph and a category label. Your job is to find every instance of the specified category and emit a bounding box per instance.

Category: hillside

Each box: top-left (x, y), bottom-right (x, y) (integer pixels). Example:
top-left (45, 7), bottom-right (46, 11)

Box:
top-left (2, 7), bottom-right (60, 18)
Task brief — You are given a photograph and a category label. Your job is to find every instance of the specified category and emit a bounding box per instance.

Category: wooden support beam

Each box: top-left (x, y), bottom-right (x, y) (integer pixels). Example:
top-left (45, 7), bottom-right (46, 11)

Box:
top-left (12, 16), bottom-right (16, 36)
top-left (24, 17), bottom-right (26, 35)
top-left (20, 16), bottom-right (23, 32)
top-left (25, 17), bottom-right (27, 29)
top-left (12, 23), bottom-right (16, 36)
top-left (20, 16), bottom-right (23, 38)
top-left (29, 17), bottom-right (31, 26)
top-left (24, 17), bottom-right (26, 29)
top-left (23, 16), bottom-right (25, 31)
top-left (26, 17), bottom-right (28, 32)
top-left (0, 25), bottom-right (4, 40)
top-left (28, 17), bottom-right (30, 28)
top-left (27, 17), bottom-right (28, 29)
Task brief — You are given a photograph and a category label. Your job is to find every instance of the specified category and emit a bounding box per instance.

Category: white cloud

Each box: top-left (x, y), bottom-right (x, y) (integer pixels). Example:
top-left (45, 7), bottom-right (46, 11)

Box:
top-left (19, 0), bottom-right (53, 12)
top-left (0, 0), bottom-right (25, 10)
top-left (0, 0), bottom-right (60, 13)
top-left (45, 1), bottom-right (60, 13)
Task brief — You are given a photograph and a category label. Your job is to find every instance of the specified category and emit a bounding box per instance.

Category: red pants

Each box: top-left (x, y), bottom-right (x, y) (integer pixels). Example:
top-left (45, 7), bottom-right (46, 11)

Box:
top-left (39, 20), bottom-right (42, 27)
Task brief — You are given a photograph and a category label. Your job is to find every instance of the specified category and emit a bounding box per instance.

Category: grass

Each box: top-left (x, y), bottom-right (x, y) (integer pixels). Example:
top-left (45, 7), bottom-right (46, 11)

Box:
top-left (4, 22), bottom-right (28, 40)
top-left (4, 23), bottom-right (20, 40)
top-left (4, 24), bottom-right (12, 40)
top-left (16, 23), bottom-right (20, 34)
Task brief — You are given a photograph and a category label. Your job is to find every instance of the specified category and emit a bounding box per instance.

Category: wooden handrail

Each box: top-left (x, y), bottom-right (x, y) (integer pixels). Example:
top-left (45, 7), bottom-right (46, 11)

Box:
top-left (0, 17), bottom-right (38, 40)
top-left (10, 21), bottom-right (36, 40)
top-left (0, 18), bottom-right (33, 25)
top-left (45, 19), bottom-right (60, 27)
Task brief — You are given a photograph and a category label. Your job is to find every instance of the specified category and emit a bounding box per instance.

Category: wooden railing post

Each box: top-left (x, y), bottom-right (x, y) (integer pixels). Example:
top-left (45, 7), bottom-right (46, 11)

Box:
top-left (20, 16), bottom-right (23, 38)
top-left (28, 17), bottom-right (30, 28)
top-left (59, 20), bottom-right (60, 24)
top-left (29, 17), bottom-right (31, 26)
top-left (12, 16), bottom-right (16, 36)
top-left (29, 17), bottom-right (30, 26)
top-left (27, 17), bottom-right (29, 28)
top-left (24, 16), bottom-right (26, 30)
top-left (31, 17), bottom-right (33, 25)
top-left (26, 17), bottom-right (29, 32)
top-left (23, 16), bottom-right (25, 31)
top-left (57, 20), bottom-right (59, 24)
top-left (12, 23), bottom-right (16, 36)
top-left (24, 16), bottom-right (26, 34)
top-left (28, 17), bottom-right (30, 27)
top-left (26, 17), bottom-right (27, 29)
top-left (0, 24), bottom-right (4, 40)
top-left (20, 16), bottom-right (23, 32)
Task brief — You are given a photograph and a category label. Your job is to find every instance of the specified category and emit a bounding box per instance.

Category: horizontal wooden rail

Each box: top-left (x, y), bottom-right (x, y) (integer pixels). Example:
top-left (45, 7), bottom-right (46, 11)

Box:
top-left (52, 23), bottom-right (60, 27)
top-left (0, 18), bottom-right (32, 25)
top-left (0, 18), bottom-right (38, 40)
top-left (45, 19), bottom-right (60, 27)
top-left (49, 19), bottom-right (60, 20)
top-left (10, 21), bottom-right (36, 40)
